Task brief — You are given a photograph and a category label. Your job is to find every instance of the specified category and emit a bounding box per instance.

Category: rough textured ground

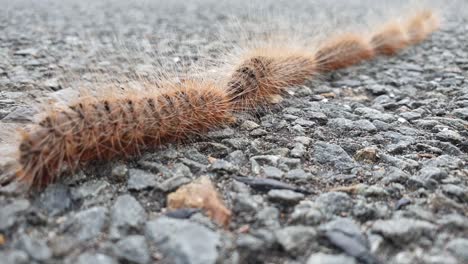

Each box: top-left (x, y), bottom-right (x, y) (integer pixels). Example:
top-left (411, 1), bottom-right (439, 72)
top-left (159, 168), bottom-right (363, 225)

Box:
top-left (0, 0), bottom-right (467, 264)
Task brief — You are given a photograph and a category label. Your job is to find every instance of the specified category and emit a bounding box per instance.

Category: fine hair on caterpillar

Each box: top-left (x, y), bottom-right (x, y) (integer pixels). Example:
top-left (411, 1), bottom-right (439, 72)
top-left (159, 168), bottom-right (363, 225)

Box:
top-left (370, 10), bottom-right (439, 56)
top-left (314, 33), bottom-right (375, 72)
top-left (15, 80), bottom-right (234, 188)
top-left (0, 1), bottom-right (443, 191)
top-left (225, 47), bottom-right (317, 111)
top-left (314, 10), bottom-right (439, 71)
top-left (223, 9), bottom-right (439, 109)
top-left (405, 10), bottom-right (440, 44)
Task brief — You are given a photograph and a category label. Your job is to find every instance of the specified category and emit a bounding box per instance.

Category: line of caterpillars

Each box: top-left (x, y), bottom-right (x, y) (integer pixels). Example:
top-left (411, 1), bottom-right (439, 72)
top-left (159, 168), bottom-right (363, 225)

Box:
top-left (13, 10), bottom-right (439, 189)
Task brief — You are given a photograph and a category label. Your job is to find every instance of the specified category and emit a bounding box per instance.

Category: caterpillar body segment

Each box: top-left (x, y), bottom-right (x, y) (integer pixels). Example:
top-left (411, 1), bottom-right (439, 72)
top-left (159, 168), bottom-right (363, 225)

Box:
top-left (226, 48), bottom-right (316, 110)
top-left (315, 33), bottom-right (375, 72)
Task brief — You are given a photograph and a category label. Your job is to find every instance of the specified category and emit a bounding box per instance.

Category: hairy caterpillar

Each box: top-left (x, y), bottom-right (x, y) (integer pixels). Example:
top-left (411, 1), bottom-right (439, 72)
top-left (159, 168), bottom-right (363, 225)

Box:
top-left (226, 47), bottom-right (317, 110)
top-left (316, 9), bottom-right (439, 70)
top-left (225, 10), bottom-right (439, 109)
top-left (2, 9), bottom-right (439, 190)
top-left (314, 33), bottom-right (375, 72)
top-left (15, 81), bottom-right (234, 188)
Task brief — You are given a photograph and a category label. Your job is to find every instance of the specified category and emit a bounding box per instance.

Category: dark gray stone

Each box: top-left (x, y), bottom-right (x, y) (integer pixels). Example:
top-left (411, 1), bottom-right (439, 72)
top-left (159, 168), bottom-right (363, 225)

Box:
top-left (399, 111), bottom-right (422, 121)
top-left (278, 157), bottom-right (302, 170)
top-left (250, 155), bottom-right (280, 174)
top-left (0, 250), bottom-right (29, 264)
top-left (285, 168), bottom-right (312, 179)
top-left (14, 48), bottom-right (39, 56)
top-left (171, 163), bottom-right (192, 177)
top-left (313, 142), bottom-right (355, 170)
top-left (179, 158), bottom-right (207, 173)
top-left (409, 166), bottom-right (449, 189)
top-left (307, 253), bottom-right (357, 264)
top-left (328, 118), bottom-right (354, 131)
top-left (447, 238), bottom-right (468, 262)
top-left (36, 184), bottom-right (72, 216)
top-left (2, 106), bottom-right (37, 122)
top-left (157, 176), bottom-right (191, 192)
top-left (49, 235), bottom-right (76, 258)
top-left (382, 167), bottom-right (409, 184)
top-left (262, 166), bottom-right (283, 178)
top-left (145, 217), bottom-right (220, 264)
top-left (236, 234), bottom-right (265, 252)
top-left (291, 202), bottom-right (324, 225)
top-left (209, 159), bottom-right (239, 173)
top-left (353, 119), bottom-right (377, 132)
top-left (321, 218), bottom-right (378, 264)
top-left (294, 136), bottom-right (312, 145)
top-left (256, 206), bottom-right (280, 229)
top-left (334, 79), bottom-right (361, 87)
top-left (110, 194), bottom-right (147, 239)
top-left (422, 254), bottom-right (458, 264)
top-left (372, 218), bottom-right (436, 244)
top-left (442, 184), bottom-right (468, 203)
top-left (127, 169), bottom-right (158, 191)
top-left (421, 166), bottom-right (448, 181)
top-left (267, 189), bottom-right (305, 204)
top-left (294, 118), bottom-right (316, 127)
top-left (275, 225), bottom-right (317, 254)
top-left (362, 185), bottom-right (388, 198)
top-left (17, 234), bottom-right (52, 261)
top-left (452, 108), bottom-right (468, 120)
top-left (436, 129), bottom-right (462, 143)
top-left (354, 107), bottom-right (395, 122)
top-left (315, 192), bottom-right (353, 215)
top-left (290, 143), bottom-right (306, 158)
top-left (0, 199), bottom-right (30, 231)
top-left (437, 214), bottom-right (468, 232)
top-left (115, 235), bottom-right (150, 264)
top-left (321, 218), bottom-right (367, 247)
top-left (306, 112), bottom-right (328, 124)
top-left (232, 193), bottom-right (260, 213)
top-left (395, 198), bottom-right (412, 210)
top-left (63, 206), bottom-right (108, 242)
top-left (250, 128), bottom-right (268, 136)
top-left (328, 118), bottom-right (376, 132)
top-left (240, 120), bottom-right (260, 130)
top-left (71, 180), bottom-right (110, 200)
top-left (227, 150), bottom-right (247, 165)
top-left (207, 127), bottom-right (235, 138)
top-left (76, 253), bottom-right (118, 264)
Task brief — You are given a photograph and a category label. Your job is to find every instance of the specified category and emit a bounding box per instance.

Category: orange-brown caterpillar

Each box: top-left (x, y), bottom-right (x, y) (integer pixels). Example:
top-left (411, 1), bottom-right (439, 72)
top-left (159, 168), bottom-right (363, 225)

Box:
top-left (315, 33), bottom-right (375, 72)
top-left (371, 10), bottom-right (439, 55)
top-left (10, 10), bottom-right (439, 190)
top-left (313, 10), bottom-right (439, 69)
top-left (405, 10), bottom-right (440, 44)
top-left (226, 10), bottom-right (439, 107)
top-left (226, 48), bottom-right (317, 110)
top-left (17, 82), bottom-right (233, 188)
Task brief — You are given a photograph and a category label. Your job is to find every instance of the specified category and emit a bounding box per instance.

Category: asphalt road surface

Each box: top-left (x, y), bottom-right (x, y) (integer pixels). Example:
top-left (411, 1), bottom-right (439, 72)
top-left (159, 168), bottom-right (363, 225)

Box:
top-left (0, 1), bottom-right (467, 263)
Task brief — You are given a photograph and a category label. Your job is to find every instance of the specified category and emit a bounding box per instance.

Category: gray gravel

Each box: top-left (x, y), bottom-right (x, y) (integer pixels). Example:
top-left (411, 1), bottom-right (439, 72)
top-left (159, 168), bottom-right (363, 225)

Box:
top-left (1, 0), bottom-right (467, 263)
